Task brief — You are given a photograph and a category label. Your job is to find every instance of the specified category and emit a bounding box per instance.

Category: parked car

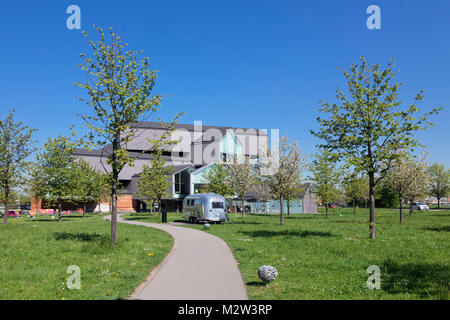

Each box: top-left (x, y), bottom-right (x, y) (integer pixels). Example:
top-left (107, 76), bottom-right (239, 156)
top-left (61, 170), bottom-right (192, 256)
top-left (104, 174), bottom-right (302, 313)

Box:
top-left (18, 204), bottom-right (31, 211)
top-left (411, 202), bottom-right (429, 211)
top-left (327, 203), bottom-right (338, 208)
top-left (17, 204), bottom-right (31, 214)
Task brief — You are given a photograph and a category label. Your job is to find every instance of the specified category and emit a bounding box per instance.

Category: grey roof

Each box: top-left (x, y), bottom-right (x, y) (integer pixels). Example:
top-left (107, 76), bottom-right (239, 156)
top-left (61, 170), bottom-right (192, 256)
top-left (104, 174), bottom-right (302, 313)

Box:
top-left (131, 121), bottom-right (268, 136)
top-left (73, 145), bottom-right (179, 161)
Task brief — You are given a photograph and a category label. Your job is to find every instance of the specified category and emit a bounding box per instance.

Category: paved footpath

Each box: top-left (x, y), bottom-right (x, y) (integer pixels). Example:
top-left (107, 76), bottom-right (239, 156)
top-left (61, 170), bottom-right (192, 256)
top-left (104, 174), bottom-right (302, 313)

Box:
top-left (116, 215), bottom-right (248, 300)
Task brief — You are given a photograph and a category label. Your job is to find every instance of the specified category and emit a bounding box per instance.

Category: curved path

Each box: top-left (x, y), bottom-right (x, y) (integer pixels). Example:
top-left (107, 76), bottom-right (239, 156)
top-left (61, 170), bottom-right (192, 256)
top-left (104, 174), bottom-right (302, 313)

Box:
top-left (116, 215), bottom-right (248, 300)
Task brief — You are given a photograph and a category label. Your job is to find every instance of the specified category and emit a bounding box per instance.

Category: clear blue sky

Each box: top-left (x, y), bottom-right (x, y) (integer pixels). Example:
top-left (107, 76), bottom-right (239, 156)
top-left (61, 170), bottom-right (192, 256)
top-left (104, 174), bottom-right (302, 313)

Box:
top-left (0, 0), bottom-right (449, 166)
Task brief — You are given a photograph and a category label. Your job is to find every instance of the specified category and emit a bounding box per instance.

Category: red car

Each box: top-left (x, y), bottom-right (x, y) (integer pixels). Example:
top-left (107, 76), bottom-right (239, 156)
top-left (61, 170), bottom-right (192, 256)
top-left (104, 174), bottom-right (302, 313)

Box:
top-left (327, 203), bottom-right (338, 208)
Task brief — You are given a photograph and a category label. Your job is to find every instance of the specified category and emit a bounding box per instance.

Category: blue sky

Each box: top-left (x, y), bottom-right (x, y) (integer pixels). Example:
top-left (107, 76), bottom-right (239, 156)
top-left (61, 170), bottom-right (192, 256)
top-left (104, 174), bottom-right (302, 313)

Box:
top-left (0, 0), bottom-right (449, 166)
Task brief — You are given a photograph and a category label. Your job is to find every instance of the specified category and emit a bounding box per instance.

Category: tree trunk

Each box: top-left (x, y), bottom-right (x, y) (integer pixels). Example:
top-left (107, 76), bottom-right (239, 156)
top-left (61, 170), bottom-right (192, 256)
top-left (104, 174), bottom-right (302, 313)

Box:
top-left (3, 185), bottom-right (9, 226)
top-left (437, 197), bottom-right (441, 209)
top-left (280, 196), bottom-right (284, 225)
top-left (325, 197), bottom-right (329, 218)
top-left (399, 196), bottom-right (403, 224)
top-left (83, 203), bottom-right (86, 218)
top-left (353, 200), bottom-right (356, 215)
top-left (409, 200), bottom-right (413, 215)
top-left (111, 177), bottom-right (118, 247)
top-left (110, 130), bottom-right (120, 247)
top-left (369, 172), bottom-right (376, 239)
top-left (158, 199), bottom-right (161, 217)
top-left (58, 202), bottom-right (62, 222)
top-left (287, 198), bottom-right (290, 216)
top-left (241, 198), bottom-right (245, 218)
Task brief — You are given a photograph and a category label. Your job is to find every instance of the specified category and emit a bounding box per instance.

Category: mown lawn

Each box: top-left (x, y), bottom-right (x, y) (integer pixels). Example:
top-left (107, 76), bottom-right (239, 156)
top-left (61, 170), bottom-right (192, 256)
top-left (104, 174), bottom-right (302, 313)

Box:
top-left (0, 214), bottom-right (173, 300)
top-left (124, 207), bottom-right (450, 300)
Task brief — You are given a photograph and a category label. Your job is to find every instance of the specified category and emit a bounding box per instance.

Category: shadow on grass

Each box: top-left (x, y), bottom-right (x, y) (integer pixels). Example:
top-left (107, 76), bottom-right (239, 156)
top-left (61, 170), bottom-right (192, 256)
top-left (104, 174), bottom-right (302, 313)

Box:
top-left (240, 230), bottom-right (334, 238)
top-left (285, 215), bottom-right (324, 220)
top-left (26, 215), bottom-right (95, 222)
top-left (424, 226), bottom-right (450, 232)
top-left (382, 260), bottom-right (450, 299)
top-left (122, 216), bottom-right (156, 221)
top-left (173, 219), bottom-right (190, 224)
top-left (331, 221), bottom-right (366, 224)
top-left (229, 221), bottom-right (263, 225)
top-left (246, 281), bottom-right (266, 287)
top-left (53, 231), bottom-right (106, 242)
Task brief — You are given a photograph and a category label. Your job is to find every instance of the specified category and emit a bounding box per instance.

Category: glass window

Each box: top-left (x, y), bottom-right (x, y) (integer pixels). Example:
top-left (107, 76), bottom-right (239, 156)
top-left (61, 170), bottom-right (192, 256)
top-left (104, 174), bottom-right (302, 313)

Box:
top-left (175, 173), bottom-right (180, 193)
top-left (212, 202), bottom-right (224, 209)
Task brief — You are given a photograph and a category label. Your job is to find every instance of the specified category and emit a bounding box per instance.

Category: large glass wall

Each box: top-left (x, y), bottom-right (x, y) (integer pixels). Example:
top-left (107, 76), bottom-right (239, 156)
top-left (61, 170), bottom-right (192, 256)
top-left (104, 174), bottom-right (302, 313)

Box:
top-left (247, 199), bottom-right (303, 214)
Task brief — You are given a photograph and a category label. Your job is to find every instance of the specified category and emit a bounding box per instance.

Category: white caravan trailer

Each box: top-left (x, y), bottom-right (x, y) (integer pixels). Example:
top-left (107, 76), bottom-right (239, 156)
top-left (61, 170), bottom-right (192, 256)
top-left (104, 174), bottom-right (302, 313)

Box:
top-left (182, 193), bottom-right (228, 224)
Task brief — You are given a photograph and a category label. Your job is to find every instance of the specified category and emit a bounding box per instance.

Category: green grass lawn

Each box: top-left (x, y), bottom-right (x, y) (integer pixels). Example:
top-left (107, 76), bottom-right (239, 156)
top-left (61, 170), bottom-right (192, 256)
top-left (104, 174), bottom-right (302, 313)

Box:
top-left (122, 211), bottom-right (184, 224)
top-left (124, 207), bottom-right (449, 300)
top-left (0, 214), bottom-right (173, 300)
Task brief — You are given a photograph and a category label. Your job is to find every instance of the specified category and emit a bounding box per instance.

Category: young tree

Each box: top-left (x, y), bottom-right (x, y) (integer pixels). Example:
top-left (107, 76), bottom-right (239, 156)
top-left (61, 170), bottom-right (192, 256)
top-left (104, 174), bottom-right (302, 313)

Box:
top-left (311, 57), bottom-right (440, 238)
top-left (384, 154), bottom-right (427, 222)
top-left (27, 163), bottom-right (48, 211)
top-left (285, 183), bottom-right (304, 216)
top-left (426, 163), bottom-right (450, 209)
top-left (37, 136), bottom-right (77, 222)
top-left (223, 155), bottom-right (257, 218)
top-left (344, 173), bottom-right (369, 215)
top-left (199, 163), bottom-right (234, 199)
top-left (308, 148), bottom-right (341, 218)
top-left (250, 179), bottom-right (273, 214)
top-left (74, 159), bottom-right (105, 218)
top-left (405, 159), bottom-right (428, 215)
top-left (258, 136), bottom-right (305, 224)
top-left (74, 26), bottom-right (181, 246)
top-left (0, 109), bottom-right (37, 225)
top-left (91, 170), bottom-right (111, 215)
top-left (136, 150), bottom-right (174, 215)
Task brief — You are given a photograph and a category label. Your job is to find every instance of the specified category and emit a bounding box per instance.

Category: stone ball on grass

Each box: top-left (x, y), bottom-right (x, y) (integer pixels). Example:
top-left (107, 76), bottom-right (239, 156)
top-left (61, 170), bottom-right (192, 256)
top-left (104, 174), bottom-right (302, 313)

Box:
top-left (204, 223), bottom-right (210, 230)
top-left (257, 265), bottom-right (278, 286)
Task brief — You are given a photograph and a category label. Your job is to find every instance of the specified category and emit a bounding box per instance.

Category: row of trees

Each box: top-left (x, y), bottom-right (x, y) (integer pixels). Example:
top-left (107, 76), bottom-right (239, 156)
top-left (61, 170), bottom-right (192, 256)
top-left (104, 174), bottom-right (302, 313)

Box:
top-left (28, 135), bottom-right (110, 222)
top-left (0, 111), bottom-right (111, 225)
top-left (309, 147), bottom-right (449, 223)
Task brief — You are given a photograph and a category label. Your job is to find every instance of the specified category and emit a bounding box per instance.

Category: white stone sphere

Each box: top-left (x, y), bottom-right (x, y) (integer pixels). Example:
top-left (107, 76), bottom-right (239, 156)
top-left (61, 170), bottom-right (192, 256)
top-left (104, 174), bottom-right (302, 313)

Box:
top-left (257, 265), bottom-right (278, 284)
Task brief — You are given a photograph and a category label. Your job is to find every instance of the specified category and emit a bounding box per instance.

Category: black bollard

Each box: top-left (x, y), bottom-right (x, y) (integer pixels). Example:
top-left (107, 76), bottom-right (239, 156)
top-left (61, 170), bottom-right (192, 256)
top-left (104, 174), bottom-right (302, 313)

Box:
top-left (161, 204), bottom-right (167, 223)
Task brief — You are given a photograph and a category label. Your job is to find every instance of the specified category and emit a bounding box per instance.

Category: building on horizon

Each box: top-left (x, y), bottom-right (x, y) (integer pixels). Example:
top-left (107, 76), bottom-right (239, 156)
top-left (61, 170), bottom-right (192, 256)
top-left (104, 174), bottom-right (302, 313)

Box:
top-left (32, 121), bottom-right (317, 214)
